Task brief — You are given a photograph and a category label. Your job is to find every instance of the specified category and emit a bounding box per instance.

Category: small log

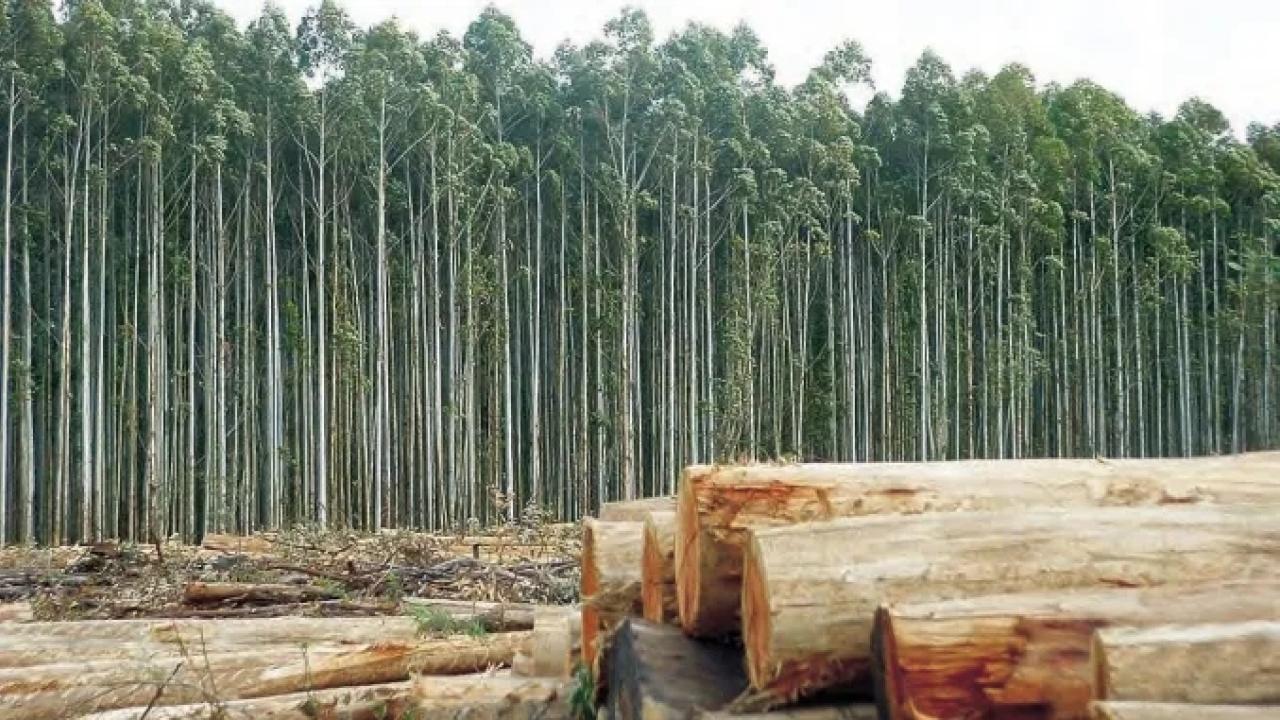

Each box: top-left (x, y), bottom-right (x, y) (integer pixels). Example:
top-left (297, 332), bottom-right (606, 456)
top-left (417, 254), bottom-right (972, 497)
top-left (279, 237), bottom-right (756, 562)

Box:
top-left (1092, 621), bottom-right (1280, 704)
top-left (600, 497), bottom-right (676, 522)
top-left (182, 581), bottom-right (342, 605)
top-left (676, 453), bottom-right (1280, 637)
top-left (604, 618), bottom-right (747, 720)
top-left (874, 580), bottom-right (1280, 720)
top-left (581, 518), bottom-right (644, 669)
top-left (531, 606), bottom-right (578, 677)
top-left (402, 597), bottom-right (539, 632)
top-left (1090, 702), bottom-right (1279, 720)
top-left (0, 632), bottom-right (529, 719)
top-left (73, 681), bottom-right (413, 719)
top-left (741, 504), bottom-right (1280, 702)
top-left (0, 615), bottom-right (424, 668)
top-left (699, 707), bottom-right (877, 720)
top-left (641, 511), bottom-right (678, 624)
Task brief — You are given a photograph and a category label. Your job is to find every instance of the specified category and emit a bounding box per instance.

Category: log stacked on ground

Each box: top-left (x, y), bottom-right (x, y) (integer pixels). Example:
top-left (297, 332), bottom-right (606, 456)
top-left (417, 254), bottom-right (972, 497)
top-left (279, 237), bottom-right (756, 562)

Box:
top-left (0, 615), bottom-right (425, 668)
top-left (604, 618), bottom-right (747, 720)
top-left (410, 674), bottom-right (573, 719)
top-left (1091, 621), bottom-right (1280, 704)
top-left (581, 518), bottom-right (645, 669)
top-left (675, 453), bottom-right (1280, 637)
top-left (0, 604), bottom-right (29, 623)
top-left (0, 632), bottom-right (529, 719)
top-left (75, 681), bottom-right (414, 719)
top-left (641, 511), bottom-right (678, 624)
top-left (873, 580), bottom-right (1280, 720)
top-left (740, 503), bottom-right (1280, 701)
top-left (182, 581), bottom-right (342, 605)
top-left (1089, 702), bottom-right (1279, 720)
top-left (531, 605), bottom-right (579, 677)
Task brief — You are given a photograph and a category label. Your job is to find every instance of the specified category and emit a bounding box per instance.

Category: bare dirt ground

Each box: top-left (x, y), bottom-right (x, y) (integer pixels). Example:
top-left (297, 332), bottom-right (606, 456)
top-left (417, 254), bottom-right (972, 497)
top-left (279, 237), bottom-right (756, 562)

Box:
top-left (0, 523), bottom-right (580, 622)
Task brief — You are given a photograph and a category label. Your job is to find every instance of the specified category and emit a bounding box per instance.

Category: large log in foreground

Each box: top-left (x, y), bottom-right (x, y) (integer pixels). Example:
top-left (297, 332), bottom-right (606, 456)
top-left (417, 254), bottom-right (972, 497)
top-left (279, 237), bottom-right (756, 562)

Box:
top-left (1090, 702), bottom-right (1279, 720)
top-left (75, 682), bottom-right (414, 719)
top-left (642, 511), bottom-right (678, 624)
top-left (675, 453), bottom-right (1280, 637)
top-left (740, 504), bottom-right (1280, 702)
top-left (1092, 621), bottom-right (1280, 704)
top-left (0, 615), bottom-right (425, 668)
top-left (873, 580), bottom-right (1280, 720)
top-left (0, 632), bottom-right (529, 719)
top-left (604, 618), bottom-right (747, 720)
top-left (581, 518), bottom-right (645, 669)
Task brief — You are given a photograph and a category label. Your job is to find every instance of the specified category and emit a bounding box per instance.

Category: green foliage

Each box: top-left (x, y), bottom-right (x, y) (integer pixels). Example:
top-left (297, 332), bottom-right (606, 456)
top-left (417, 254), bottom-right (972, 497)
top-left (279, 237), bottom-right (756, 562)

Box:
top-left (406, 604), bottom-right (488, 638)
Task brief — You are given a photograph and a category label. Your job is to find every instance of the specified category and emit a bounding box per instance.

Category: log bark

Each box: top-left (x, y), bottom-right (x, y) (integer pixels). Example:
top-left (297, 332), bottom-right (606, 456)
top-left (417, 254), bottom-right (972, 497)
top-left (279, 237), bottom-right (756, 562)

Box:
top-left (409, 674), bottom-right (572, 719)
top-left (642, 511), bottom-right (678, 624)
top-left (401, 597), bottom-right (539, 632)
top-left (0, 632), bottom-right (529, 719)
top-left (182, 581), bottom-right (342, 605)
top-left (74, 681), bottom-right (413, 719)
top-left (581, 518), bottom-right (645, 669)
top-left (0, 615), bottom-right (424, 668)
top-left (604, 618), bottom-right (747, 720)
top-left (741, 504), bottom-right (1280, 702)
top-left (1089, 702), bottom-right (1279, 720)
top-left (874, 580), bottom-right (1280, 720)
top-left (1092, 621), bottom-right (1280, 704)
top-left (601, 497), bottom-right (676, 522)
top-left (531, 606), bottom-right (578, 677)
top-left (676, 453), bottom-right (1280, 637)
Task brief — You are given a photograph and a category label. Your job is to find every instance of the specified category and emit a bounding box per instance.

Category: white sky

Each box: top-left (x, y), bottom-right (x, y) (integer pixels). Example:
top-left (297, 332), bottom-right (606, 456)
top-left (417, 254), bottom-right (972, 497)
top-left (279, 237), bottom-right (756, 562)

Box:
top-left (216, 0), bottom-right (1280, 135)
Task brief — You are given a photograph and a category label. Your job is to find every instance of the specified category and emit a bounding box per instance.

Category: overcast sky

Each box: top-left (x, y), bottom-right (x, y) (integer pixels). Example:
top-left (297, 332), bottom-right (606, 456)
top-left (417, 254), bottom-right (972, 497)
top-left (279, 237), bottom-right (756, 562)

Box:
top-left (216, 0), bottom-right (1279, 135)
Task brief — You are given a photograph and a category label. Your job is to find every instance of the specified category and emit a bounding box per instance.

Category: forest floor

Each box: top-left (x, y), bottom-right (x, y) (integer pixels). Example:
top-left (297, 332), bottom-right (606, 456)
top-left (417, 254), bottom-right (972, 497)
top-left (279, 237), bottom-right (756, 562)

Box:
top-left (0, 523), bottom-right (580, 622)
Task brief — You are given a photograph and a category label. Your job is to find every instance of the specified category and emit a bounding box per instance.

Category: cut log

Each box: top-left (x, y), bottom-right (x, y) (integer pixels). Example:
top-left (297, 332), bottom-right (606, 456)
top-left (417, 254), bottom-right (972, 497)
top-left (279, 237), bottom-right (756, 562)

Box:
top-left (699, 707), bottom-right (878, 720)
top-left (74, 681), bottom-right (413, 719)
top-left (741, 503), bottom-right (1280, 702)
top-left (402, 597), bottom-right (539, 632)
top-left (604, 618), bottom-right (747, 720)
top-left (0, 632), bottom-right (529, 719)
top-left (676, 453), bottom-right (1280, 637)
top-left (600, 497), bottom-right (676, 522)
top-left (641, 511), bottom-right (678, 624)
top-left (411, 673), bottom-right (572, 719)
top-left (182, 581), bottom-right (342, 605)
top-left (1092, 621), bottom-right (1280, 704)
top-left (532, 606), bottom-right (578, 677)
top-left (873, 580), bottom-right (1280, 720)
top-left (0, 604), bottom-right (30, 623)
top-left (0, 615), bottom-right (424, 668)
top-left (1090, 702), bottom-right (1279, 720)
top-left (581, 518), bottom-right (645, 669)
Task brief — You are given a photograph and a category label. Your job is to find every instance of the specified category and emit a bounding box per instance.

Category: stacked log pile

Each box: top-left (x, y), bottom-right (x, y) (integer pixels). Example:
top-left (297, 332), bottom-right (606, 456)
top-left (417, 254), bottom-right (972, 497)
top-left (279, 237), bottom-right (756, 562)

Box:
top-left (585, 452), bottom-right (1280, 720)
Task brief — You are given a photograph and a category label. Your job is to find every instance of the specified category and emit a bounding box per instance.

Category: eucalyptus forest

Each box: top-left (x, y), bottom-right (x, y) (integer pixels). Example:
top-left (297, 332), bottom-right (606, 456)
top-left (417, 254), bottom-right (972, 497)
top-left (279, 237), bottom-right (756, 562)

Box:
top-left (0, 0), bottom-right (1277, 545)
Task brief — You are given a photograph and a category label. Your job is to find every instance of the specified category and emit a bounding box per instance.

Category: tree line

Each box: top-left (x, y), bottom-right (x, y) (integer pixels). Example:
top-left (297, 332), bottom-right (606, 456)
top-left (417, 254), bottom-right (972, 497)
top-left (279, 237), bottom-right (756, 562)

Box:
top-left (0, 0), bottom-right (1277, 545)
